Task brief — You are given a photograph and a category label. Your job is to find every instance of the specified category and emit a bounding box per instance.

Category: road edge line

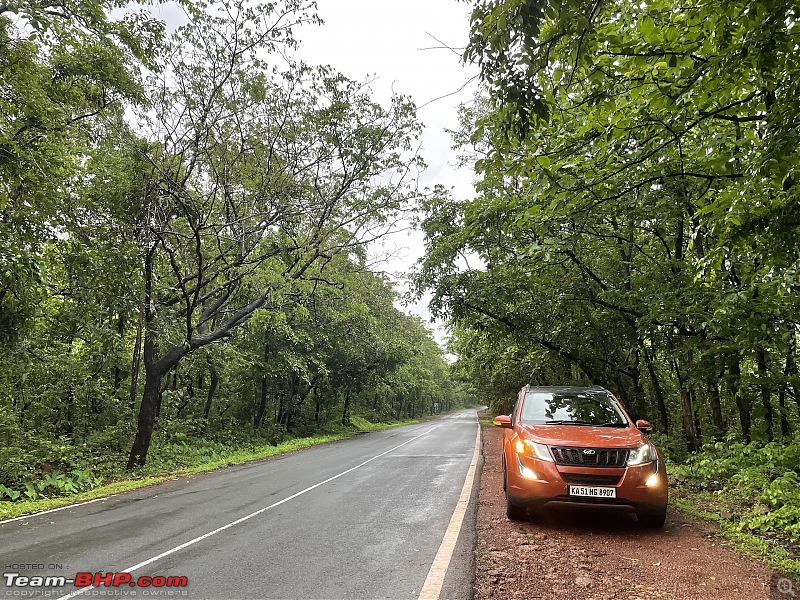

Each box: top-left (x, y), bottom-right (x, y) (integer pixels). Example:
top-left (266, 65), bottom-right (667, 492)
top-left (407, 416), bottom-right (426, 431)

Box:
top-left (0, 498), bottom-right (109, 525)
top-left (59, 424), bottom-right (440, 600)
top-left (417, 415), bottom-right (482, 600)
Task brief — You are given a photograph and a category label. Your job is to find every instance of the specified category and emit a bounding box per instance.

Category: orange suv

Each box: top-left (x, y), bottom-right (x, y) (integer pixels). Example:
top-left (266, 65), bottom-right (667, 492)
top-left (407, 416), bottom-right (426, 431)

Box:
top-left (493, 385), bottom-right (668, 527)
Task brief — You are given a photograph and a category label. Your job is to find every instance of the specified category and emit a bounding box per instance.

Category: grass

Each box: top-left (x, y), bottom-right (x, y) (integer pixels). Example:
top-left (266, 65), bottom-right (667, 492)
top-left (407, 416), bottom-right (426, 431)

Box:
top-left (673, 494), bottom-right (800, 582)
top-left (0, 418), bottom-right (418, 522)
top-left (660, 437), bottom-right (800, 583)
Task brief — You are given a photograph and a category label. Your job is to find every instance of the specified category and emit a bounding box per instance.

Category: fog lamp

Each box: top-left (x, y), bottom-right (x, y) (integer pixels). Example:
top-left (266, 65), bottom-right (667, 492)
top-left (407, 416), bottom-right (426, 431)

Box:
top-left (516, 455), bottom-right (538, 479)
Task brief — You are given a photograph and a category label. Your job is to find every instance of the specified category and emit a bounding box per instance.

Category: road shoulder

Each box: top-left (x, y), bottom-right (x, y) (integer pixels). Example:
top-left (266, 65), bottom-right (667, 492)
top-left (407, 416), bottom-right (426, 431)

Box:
top-left (474, 423), bottom-right (776, 600)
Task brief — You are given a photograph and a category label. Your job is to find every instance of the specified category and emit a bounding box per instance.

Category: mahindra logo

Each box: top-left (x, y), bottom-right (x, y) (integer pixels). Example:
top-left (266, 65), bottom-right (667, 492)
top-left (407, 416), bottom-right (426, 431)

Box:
top-left (583, 449), bottom-right (596, 455)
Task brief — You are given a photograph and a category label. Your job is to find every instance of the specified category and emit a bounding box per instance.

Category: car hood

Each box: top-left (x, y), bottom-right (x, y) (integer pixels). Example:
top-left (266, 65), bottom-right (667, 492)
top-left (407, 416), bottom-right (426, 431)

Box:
top-left (520, 423), bottom-right (645, 448)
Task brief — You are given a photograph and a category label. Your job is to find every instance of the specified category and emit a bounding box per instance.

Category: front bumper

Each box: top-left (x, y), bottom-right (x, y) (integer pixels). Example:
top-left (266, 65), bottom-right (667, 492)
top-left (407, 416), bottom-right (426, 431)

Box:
top-left (507, 451), bottom-right (668, 511)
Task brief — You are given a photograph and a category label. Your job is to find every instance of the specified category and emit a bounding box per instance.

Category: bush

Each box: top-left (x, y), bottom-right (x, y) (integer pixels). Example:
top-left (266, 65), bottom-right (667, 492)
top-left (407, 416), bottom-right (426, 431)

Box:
top-left (672, 438), bottom-right (800, 542)
top-left (0, 469), bottom-right (103, 502)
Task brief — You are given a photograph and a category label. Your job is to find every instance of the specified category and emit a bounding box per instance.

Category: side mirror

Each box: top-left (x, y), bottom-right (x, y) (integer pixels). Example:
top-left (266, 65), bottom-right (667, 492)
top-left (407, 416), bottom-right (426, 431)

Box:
top-left (636, 419), bottom-right (653, 433)
top-left (493, 415), bottom-right (512, 429)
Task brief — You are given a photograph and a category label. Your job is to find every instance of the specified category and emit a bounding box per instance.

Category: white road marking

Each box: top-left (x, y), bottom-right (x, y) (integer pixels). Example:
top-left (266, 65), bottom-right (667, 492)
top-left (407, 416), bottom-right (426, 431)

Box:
top-left (60, 425), bottom-right (440, 600)
top-left (418, 415), bottom-right (481, 600)
top-left (0, 498), bottom-right (109, 525)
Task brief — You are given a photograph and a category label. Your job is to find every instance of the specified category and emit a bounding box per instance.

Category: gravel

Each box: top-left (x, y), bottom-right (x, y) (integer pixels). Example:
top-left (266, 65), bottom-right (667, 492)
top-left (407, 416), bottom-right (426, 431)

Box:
top-left (474, 424), bottom-right (775, 600)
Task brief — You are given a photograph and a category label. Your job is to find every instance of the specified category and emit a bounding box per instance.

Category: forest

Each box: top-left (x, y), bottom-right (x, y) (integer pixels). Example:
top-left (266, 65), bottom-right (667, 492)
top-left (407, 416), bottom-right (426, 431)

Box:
top-left (415, 0), bottom-right (800, 548)
top-left (0, 0), bottom-right (470, 506)
top-left (2, 0), bottom-right (800, 558)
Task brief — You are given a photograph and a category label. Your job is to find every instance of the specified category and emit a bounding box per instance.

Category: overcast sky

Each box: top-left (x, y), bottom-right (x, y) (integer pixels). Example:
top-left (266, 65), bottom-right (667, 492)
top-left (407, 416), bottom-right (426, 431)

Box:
top-left (297, 1), bottom-right (478, 196)
top-left (296, 1), bottom-right (479, 345)
top-left (143, 0), bottom-right (479, 346)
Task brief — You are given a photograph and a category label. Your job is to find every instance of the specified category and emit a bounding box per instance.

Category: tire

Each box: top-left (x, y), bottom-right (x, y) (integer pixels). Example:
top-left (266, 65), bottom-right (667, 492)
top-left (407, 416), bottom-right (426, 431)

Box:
top-left (504, 468), bottom-right (527, 521)
top-left (506, 493), bottom-right (527, 521)
top-left (638, 507), bottom-right (667, 528)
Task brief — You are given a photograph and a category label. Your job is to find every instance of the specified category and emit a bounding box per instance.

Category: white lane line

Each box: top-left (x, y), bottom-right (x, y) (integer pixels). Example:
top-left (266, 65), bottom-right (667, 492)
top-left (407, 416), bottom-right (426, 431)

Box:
top-left (418, 416), bottom-right (481, 600)
top-left (0, 498), bottom-right (109, 525)
top-left (60, 425), bottom-right (440, 600)
top-left (1, 423), bottom-right (429, 528)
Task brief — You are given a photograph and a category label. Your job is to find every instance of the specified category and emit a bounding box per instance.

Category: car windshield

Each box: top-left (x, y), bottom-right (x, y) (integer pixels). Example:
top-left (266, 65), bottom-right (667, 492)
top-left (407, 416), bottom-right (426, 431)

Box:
top-left (520, 390), bottom-right (629, 426)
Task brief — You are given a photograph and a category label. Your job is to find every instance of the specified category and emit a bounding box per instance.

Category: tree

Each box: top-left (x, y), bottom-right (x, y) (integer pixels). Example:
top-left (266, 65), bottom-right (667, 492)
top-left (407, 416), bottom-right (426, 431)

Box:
top-left (416, 0), bottom-right (800, 448)
top-left (125, 0), bottom-right (423, 467)
top-left (0, 1), bottom-right (164, 343)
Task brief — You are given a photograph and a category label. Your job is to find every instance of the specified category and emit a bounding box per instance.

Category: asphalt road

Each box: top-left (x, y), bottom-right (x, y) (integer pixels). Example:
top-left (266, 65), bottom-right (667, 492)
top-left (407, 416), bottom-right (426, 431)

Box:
top-left (1, 409), bottom-right (481, 600)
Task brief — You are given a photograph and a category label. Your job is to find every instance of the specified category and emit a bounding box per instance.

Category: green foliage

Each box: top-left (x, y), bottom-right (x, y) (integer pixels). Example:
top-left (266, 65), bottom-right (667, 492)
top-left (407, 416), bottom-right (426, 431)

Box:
top-left (671, 439), bottom-right (800, 541)
top-left (418, 0), bottom-right (800, 454)
top-left (1, 0), bottom-right (474, 480)
top-left (0, 469), bottom-right (102, 502)
top-left (674, 495), bottom-right (800, 578)
top-left (417, 1), bottom-right (800, 556)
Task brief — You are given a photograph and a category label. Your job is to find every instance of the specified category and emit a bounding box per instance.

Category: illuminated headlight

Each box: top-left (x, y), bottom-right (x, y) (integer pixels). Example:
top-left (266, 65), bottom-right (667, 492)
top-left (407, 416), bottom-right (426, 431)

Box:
top-left (515, 440), bottom-right (554, 462)
top-left (627, 443), bottom-right (657, 466)
top-left (645, 472), bottom-right (660, 487)
top-left (516, 455), bottom-right (538, 479)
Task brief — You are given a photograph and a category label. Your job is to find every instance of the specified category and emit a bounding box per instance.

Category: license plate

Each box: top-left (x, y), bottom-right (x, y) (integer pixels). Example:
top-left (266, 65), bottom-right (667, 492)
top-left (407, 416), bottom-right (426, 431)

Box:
top-left (569, 485), bottom-right (616, 498)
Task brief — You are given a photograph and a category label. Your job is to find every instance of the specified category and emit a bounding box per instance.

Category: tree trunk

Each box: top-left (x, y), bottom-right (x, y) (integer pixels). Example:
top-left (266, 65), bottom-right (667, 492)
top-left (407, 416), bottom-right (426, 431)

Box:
top-left (643, 345), bottom-right (669, 432)
top-left (113, 311), bottom-right (125, 396)
top-left (680, 387), bottom-right (698, 452)
top-left (176, 375), bottom-right (194, 418)
top-left (277, 389), bottom-right (286, 427)
top-left (127, 354), bottom-right (166, 469)
top-left (756, 349), bottom-right (774, 441)
top-left (342, 390), bottom-right (351, 426)
top-left (628, 348), bottom-right (648, 421)
top-left (127, 246), bottom-right (189, 469)
top-left (129, 310), bottom-right (144, 409)
top-left (285, 374), bottom-right (299, 431)
top-left (204, 367), bottom-right (218, 420)
top-left (783, 336), bottom-right (800, 419)
top-left (672, 349), bottom-right (698, 452)
top-left (692, 389), bottom-right (702, 444)
top-left (64, 384), bottom-right (75, 437)
top-left (255, 373), bottom-right (269, 429)
top-left (706, 371), bottom-right (725, 440)
top-left (729, 355), bottom-right (751, 443)
top-left (778, 383), bottom-right (790, 438)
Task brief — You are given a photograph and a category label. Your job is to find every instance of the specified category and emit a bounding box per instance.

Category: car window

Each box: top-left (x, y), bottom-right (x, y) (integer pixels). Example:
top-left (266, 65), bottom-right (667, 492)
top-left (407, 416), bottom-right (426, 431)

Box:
top-left (520, 390), bottom-right (628, 426)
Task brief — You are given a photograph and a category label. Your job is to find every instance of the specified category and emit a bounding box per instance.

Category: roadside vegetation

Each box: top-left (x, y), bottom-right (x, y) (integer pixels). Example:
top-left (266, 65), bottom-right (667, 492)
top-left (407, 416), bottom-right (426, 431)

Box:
top-left (0, 417), bottom-right (420, 521)
top-left (0, 0), bottom-right (476, 513)
top-left (414, 0), bottom-right (800, 566)
top-left (668, 438), bottom-right (800, 577)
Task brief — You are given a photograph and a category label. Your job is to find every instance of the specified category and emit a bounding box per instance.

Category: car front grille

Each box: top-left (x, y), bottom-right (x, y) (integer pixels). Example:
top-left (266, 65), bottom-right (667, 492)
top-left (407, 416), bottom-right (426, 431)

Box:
top-left (560, 473), bottom-right (621, 486)
top-left (549, 446), bottom-right (629, 468)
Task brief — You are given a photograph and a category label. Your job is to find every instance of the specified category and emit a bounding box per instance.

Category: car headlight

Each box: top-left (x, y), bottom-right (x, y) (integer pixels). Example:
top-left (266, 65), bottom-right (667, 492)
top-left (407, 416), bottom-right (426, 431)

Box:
top-left (627, 443), bottom-right (657, 466)
top-left (531, 442), bottom-right (554, 462)
top-left (515, 440), bottom-right (554, 462)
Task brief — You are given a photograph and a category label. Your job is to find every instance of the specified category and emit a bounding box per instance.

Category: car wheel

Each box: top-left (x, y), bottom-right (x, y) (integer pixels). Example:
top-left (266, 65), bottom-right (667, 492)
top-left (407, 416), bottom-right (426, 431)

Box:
top-left (638, 507), bottom-right (667, 528)
top-left (504, 470), bottom-right (527, 521)
top-left (506, 493), bottom-right (527, 520)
